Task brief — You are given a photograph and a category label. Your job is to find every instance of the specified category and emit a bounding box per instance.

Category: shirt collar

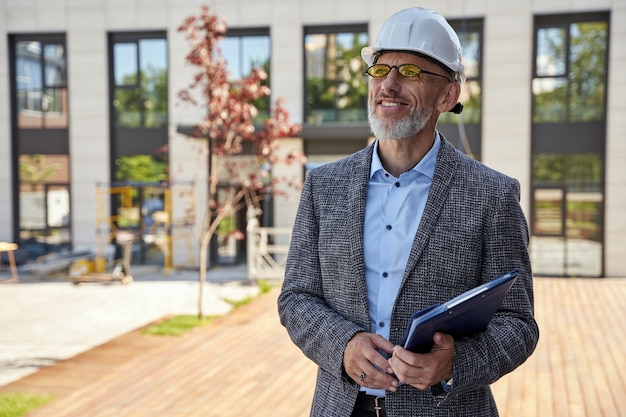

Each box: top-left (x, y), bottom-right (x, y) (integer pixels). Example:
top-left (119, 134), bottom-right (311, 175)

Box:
top-left (370, 132), bottom-right (441, 179)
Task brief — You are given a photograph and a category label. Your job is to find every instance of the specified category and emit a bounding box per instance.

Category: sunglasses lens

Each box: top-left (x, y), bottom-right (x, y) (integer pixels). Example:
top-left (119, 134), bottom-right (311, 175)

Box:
top-left (367, 64), bottom-right (390, 77)
top-left (398, 64), bottom-right (421, 77)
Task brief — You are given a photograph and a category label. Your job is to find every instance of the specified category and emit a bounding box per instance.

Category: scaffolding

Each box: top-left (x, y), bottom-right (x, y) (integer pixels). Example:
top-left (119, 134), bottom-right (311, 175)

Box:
top-left (94, 182), bottom-right (196, 272)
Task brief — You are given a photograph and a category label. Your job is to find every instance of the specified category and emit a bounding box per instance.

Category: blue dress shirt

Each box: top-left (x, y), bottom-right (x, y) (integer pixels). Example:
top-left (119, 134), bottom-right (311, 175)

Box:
top-left (362, 134), bottom-right (440, 396)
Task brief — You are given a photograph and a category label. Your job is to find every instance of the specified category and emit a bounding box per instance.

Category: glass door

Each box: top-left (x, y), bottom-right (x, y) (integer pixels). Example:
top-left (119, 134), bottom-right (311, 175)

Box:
top-left (531, 184), bottom-right (603, 277)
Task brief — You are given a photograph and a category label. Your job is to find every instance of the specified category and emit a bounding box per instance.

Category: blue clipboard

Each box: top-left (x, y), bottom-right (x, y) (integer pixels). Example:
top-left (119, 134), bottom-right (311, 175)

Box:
top-left (400, 270), bottom-right (519, 353)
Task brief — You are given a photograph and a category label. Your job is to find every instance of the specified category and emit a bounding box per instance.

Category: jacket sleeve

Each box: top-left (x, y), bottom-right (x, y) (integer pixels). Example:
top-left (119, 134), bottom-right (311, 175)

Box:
top-left (437, 178), bottom-right (539, 403)
top-left (277, 171), bottom-right (366, 381)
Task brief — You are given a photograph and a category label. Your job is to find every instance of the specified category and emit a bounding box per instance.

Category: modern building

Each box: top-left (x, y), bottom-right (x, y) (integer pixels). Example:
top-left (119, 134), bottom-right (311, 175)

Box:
top-left (1, 0), bottom-right (624, 277)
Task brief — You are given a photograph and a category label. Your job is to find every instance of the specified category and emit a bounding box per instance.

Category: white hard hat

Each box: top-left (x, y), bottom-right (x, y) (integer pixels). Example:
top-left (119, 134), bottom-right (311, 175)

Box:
top-left (362, 7), bottom-right (465, 83)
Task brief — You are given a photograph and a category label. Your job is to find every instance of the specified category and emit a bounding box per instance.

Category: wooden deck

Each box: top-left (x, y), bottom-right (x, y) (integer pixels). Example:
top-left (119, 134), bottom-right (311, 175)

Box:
top-left (2, 277), bottom-right (625, 417)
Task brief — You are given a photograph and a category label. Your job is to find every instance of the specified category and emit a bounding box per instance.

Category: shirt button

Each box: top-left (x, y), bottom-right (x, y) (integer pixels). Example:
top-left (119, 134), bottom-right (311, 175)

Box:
top-left (395, 182), bottom-right (400, 187)
top-left (382, 272), bottom-right (388, 278)
top-left (386, 225), bottom-right (392, 230)
top-left (379, 322), bottom-right (385, 328)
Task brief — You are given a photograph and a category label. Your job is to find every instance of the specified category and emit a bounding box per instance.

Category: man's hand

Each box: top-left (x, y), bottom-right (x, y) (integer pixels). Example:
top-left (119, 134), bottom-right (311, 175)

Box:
top-left (388, 332), bottom-right (454, 390)
top-left (343, 332), bottom-right (399, 392)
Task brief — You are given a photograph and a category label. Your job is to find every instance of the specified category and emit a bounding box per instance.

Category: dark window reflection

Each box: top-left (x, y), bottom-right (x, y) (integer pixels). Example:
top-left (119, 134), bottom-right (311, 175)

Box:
top-left (222, 31), bottom-right (271, 121)
top-left (533, 21), bottom-right (607, 123)
top-left (439, 25), bottom-right (482, 126)
top-left (438, 19), bottom-right (483, 160)
top-left (536, 27), bottom-right (566, 77)
top-left (112, 36), bottom-right (167, 128)
top-left (531, 153), bottom-right (604, 277)
top-left (18, 154), bottom-right (71, 249)
top-left (114, 154), bottom-right (168, 183)
top-left (114, 43), bottom-right (138, 86)
top-left (15, 40), bottom-right (68, 129)
top-left (304, 27), bottom-right (368, 124)
top-left (44, 44), bottom-right (66, 86)
top-left (531, 13), bottom-right (608, 278)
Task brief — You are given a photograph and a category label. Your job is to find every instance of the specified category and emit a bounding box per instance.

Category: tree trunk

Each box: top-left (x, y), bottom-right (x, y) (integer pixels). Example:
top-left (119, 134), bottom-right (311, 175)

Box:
top-left (198, 230), bottom-right (211, 320)
top-left (196, 185), bottom-right (246, 319)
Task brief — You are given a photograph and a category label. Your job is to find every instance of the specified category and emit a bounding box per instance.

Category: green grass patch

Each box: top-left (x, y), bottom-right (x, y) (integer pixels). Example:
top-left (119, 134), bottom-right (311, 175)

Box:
top-left (257, 280), bottom-right (274, 294)
top-left (141, 314), bottom-right (215, 336)
top-left (223, 294), bottom-right (256, 309)
top-left (141, 280), bottom-right (277, 337)
top-left (222, 279), bottom-right (274, 309)
top-left (0, 393), bottom-right (54, 417)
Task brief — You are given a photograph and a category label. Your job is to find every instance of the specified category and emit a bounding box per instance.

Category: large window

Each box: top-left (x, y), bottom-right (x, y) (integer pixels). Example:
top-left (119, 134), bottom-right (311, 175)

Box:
top-left (438, 18), bottom-right (483, 159)
top-left (108, 32), bottom-right (168, 265)
top-left (109, 32), bottom-right (168, 158)
top-left (530, 13), bottom-right (609, 277)
top-left (533, 19), bottom-right (607, 123)
top-left (111, 34), bottom-right (167, 129)
top-left (222, 28), bottom-right (271, 122)
top-left (304, 25), bottom-right (368, 125)
top-left (14, 38), bottom-right (68, 129)
top-left (18, 154), bottom-right (71, 250)
top-left (10, 34), bottom-right (71, 256)
top-left (214, 28), bottom-right (272, 265)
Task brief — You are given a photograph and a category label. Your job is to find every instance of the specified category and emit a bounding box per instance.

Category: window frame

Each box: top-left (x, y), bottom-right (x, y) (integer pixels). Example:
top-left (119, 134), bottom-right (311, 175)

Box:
top-left (438, 18), bottom-right (484, 160)
top-left (108, 31), bottom-right (168, 158)
top-left (530, 11), bottom-right (610, 278)
top-left (12, 34), bottom-right (69, 131)
top-left (9, 33), bottom-right (71, 250)
top-left (531, 11), bottom-right (610, 153)
top-left (302, 23), bottom-right (369, 128)
top-left (223, 27), bottom-right (272, 122)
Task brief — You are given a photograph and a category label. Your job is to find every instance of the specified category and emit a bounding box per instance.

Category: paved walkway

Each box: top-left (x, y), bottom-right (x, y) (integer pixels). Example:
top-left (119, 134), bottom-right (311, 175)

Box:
top-left (0, 265), bottom-right (259, 387)
top-left (1, 273), bottom-right (626, 416)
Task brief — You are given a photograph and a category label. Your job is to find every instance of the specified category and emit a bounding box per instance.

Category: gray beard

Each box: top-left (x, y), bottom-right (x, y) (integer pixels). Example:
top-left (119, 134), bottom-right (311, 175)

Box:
top-left (367, 103), bottom-right (429, 140)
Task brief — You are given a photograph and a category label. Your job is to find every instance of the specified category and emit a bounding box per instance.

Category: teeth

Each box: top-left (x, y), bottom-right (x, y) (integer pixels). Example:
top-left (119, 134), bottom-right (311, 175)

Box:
top-left (381, 101), bottom-right (399, 107)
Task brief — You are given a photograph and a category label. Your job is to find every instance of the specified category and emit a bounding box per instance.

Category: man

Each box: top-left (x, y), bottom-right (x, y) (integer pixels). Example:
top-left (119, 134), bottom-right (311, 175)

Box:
top-left (278, 7), bottom-right (539, 417)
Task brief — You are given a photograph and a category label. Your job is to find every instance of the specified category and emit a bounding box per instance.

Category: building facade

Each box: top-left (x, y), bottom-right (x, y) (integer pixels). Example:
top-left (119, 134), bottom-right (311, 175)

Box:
top-left (1, 0), bottom-right (624, 277)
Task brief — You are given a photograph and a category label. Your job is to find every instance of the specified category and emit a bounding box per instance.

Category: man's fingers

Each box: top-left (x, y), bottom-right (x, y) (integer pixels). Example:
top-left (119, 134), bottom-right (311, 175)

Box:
top-left (344, 332), bottom-right (398, 390)
top-left (389, 336), bottom-right (454, 390)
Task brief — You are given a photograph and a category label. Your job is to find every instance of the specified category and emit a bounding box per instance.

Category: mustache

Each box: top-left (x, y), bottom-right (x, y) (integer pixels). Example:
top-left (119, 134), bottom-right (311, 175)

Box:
top-left (373, 93), bottom-right (407, 102)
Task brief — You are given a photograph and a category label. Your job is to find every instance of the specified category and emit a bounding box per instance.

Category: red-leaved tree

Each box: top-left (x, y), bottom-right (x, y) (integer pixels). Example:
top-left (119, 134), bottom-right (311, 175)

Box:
top-left (178, 5), bottom-right (303, 318)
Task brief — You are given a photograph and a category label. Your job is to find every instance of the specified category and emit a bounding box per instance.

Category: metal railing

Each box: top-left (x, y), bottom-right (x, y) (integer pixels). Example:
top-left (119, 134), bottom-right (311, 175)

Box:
top-left (246, 218), bottom-right (291, 281)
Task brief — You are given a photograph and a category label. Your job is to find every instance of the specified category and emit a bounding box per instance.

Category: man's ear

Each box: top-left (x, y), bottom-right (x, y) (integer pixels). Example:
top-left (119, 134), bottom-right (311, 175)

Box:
top-left (439, 82), bottom-right (462, 113)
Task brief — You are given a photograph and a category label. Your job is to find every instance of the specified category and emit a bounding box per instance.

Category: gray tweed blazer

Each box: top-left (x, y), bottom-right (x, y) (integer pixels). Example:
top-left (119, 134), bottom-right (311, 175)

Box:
top-left (278, 137), bottom-right (539, 417)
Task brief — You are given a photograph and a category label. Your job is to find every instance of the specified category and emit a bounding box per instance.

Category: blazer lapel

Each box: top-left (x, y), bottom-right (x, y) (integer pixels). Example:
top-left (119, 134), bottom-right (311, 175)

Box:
top-left (403, 138), bottom-right (460, 280)
top-left (348, 145), bottom-right (374, 314)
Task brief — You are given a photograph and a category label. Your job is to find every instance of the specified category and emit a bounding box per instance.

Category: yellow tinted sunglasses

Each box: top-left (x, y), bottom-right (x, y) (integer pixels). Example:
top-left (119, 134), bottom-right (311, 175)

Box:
top-left (365, 63), bottom-right (451, 82)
